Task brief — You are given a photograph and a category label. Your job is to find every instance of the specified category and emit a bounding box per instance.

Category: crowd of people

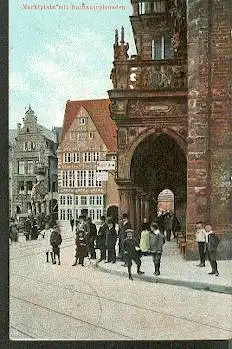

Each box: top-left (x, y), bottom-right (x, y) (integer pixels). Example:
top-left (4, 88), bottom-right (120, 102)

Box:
top-left (9, 210), bottom-right (221, 279)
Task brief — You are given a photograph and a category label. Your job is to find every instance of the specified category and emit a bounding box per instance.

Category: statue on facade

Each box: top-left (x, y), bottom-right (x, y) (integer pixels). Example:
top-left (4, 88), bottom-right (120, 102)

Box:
top-left (169, 0), bottom-right (187, 56)
top-left (31, 179), bottom-right (47, 216)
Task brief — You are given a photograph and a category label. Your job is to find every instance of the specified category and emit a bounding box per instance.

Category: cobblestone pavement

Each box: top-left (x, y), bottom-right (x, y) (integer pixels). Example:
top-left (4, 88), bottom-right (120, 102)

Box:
top-left (9, 229), bottom-right (232, 340)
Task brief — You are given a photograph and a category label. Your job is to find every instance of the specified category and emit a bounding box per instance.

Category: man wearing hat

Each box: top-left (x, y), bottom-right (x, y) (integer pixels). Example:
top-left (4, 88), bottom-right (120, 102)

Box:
top-left (123, 229), bottom-right (144, 280)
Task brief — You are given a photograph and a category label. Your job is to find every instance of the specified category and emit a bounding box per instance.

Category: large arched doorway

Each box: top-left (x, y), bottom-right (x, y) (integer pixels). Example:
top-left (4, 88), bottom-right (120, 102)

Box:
top-left (130, 133), bottom-right (187, 230)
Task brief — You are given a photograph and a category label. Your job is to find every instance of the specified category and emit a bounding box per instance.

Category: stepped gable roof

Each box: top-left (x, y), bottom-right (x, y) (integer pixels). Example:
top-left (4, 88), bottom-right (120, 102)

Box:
top-left (61, 99), bottom-right (117, 152)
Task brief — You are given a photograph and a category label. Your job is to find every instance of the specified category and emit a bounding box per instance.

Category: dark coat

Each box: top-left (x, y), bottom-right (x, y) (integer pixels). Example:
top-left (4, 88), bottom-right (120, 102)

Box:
top-left (207, 233), bottom-right (220, 252)
top-left (118, 221), bottom-right (131, 244)
top-left (105, 226), bottom-right (117, 249)
top-left (70, 219), bottom-right (74, 227)
top-left (96, 223), bottom-right (107, 249)
top-left (50, 231), bottom-right (62, 247)
top-left (163, 213), bottom-right (173, 230)
top-left (149, 231), bottom-right (164, 254)
top-left (123, 237), bottom-right (139, 259)
top-left (172, 215), bottom-right (181, 232)
top-left (75, 234), bottom-right (88, 258)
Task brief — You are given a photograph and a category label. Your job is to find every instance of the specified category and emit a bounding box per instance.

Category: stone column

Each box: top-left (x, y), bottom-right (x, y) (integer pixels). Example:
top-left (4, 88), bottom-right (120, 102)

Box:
top-left (207, 0), bottom-right (232, 259)
top-left (187, 0), bottom-right (232, 259)
top-left (186, 0), bottom-right (211, 258)
top-left (135, 189), bottom-right (142, 231)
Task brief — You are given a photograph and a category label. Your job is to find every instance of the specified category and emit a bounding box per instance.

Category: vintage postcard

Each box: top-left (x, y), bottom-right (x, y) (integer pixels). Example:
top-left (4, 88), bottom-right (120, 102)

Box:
top-left (9, 0), bottom-right (232, 344)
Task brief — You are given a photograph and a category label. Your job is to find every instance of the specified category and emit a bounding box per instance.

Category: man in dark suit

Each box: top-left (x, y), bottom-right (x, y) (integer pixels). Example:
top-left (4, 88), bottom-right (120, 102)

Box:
top-left (118, 213), bottom-right (131, 265)
top-left (96, 216), bottom-right (108, 262)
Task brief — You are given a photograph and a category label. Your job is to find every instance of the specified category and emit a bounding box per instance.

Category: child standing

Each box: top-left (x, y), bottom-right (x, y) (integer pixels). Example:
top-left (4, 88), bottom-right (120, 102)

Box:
top-left (50, 226), bottom-right (62, 265)
top-left (40, 223), bottom-right (53, 263)
top-left (72, 230), bottom-right (88, 267)
top-left (149, 222), bottom-right (165, 276)
top-left (195, 221), bottom-right (206, 267)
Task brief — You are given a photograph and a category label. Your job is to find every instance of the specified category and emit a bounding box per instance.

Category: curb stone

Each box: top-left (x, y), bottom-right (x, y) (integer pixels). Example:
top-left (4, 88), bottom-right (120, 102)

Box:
top-left (94, 263), bottom-right (232, 295)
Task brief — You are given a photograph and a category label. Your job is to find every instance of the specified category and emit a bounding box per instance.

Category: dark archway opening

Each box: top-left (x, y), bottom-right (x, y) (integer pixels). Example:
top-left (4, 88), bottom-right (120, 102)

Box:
top-left (130, 133), bottom-right (187, 230)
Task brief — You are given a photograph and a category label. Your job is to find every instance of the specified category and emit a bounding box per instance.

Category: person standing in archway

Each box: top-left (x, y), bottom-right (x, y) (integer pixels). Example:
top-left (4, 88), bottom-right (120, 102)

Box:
top-left (163, 211), bottom-right (173, 241)
top-left (149, 222), bottom-right (165, 276)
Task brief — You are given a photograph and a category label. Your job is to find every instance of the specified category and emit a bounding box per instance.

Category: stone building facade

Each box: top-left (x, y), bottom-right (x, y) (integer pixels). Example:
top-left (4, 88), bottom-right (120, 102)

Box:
top-left (108, 0), bottom-right (232, 259)
top-left (9, 106), bottom-right (59, 218)
top-left (58, 99), bottom-right (119, 225)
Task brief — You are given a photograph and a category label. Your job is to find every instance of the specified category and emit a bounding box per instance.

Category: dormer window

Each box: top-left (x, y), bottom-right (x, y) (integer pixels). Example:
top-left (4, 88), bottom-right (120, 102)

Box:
top-left (152, 33), bottom-right (172, 60)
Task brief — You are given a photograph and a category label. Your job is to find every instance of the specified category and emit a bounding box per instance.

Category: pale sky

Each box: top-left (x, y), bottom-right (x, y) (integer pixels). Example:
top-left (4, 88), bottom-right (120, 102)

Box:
top-left (9, 0), bottom-right (136, 129)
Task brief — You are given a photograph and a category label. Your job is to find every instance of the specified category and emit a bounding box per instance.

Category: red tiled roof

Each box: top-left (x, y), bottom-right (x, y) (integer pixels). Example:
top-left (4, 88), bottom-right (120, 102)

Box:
top-left (61, 99), bottom-right (117, 152)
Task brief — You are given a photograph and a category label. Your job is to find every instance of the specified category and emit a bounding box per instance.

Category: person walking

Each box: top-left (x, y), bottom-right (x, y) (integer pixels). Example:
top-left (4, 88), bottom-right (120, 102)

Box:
top-left (195, 222), bottom-right (206, 267)
top-left (40, 223), bottom-right (53, 263)
top-left (105, 218), bottom-right (117, 263)
top-left (70, 217), bottom-right (75, 232)
top-left (24, 218), bottom-right (31, 241)
top-left (205, 224), bottom-right (220, 276)
top-left (149, 222), bottom-right (165, 276)
top-left (118, 213), bottom-right (131, 264)
top-left (30, 223), bottom-right (39, 240)
top-left (96, 216), bottom-right (107, 262)
top-left (50, 226), bottom-right (62, 265)
top-left (72, 230), bottom-right (88, 266)
top-left (139, 222), bottom-right (150, 256)
top-left (123, 229), bottom-right (144, 280)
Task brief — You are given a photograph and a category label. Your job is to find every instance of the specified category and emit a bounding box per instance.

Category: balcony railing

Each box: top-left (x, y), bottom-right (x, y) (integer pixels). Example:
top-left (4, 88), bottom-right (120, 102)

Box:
top-left (127, 59), bottom-right (187, 91)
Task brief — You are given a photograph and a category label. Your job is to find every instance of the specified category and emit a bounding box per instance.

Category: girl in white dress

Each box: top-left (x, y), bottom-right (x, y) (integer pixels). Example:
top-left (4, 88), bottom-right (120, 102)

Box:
top-left (40, 223), bottom-right (53, 262)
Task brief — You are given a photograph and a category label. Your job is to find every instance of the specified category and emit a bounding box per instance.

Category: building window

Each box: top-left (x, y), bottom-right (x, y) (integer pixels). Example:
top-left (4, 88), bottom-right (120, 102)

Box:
top-left (26, 181), bottom-right (33, 194)
top-left (96, 195), bottom-right (103, 206)
top-left (18, 181), bottom-right (24, 194)
top-left (140, 0), bottom-right (166, 14)
top-left (79, 117), bottom-right (87, 125)
top-left (67, 195), bottom-right (73, 205)
top-left (89, 195), bottom-right (95, 206)
top-left (73, 152), bottom-right (80, 163)
top-left (62, 171), bottom-right (68, 187)
top-left (27, 160), bottom-right (34, 174)
top-left (83, 152), bottom-right (91, 163)
top-left (75, 196), bottom-right (79, 206)
top-left (92, 152), bottom-right (99, 162)
top-left (77, 132), bottom-right (86, 141)
top-left (96, 209), bottom-right (103, 221)
top-left (68, 170), bottom-right (75, 187)
top-left (96, 171), bottom-right (102, 187)
top-left (60, 196), bottom-right (66, 205)
top-left (89, 209), bottom-right (95, 221)
top-left (64, 153), bottom-right (71, 163)
top-left (88, 170), bottom-right (94, 187)
top-left (60, 209), bottom-right (66, 220)
top-left (152, 33), bottom-right (172, 60)
top-left (89, 132), bottom-right (94, 139)
top-left (80, 196), bottom-right (87, 205)
top-left (67, 209), bottom-right (72, 220)
top-left (18, 161), bottom-right (25, 175)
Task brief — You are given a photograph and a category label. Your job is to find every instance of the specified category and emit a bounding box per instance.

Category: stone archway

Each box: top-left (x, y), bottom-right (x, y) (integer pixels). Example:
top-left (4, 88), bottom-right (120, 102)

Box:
top-left (117, 130), bottom-right (187, 234)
